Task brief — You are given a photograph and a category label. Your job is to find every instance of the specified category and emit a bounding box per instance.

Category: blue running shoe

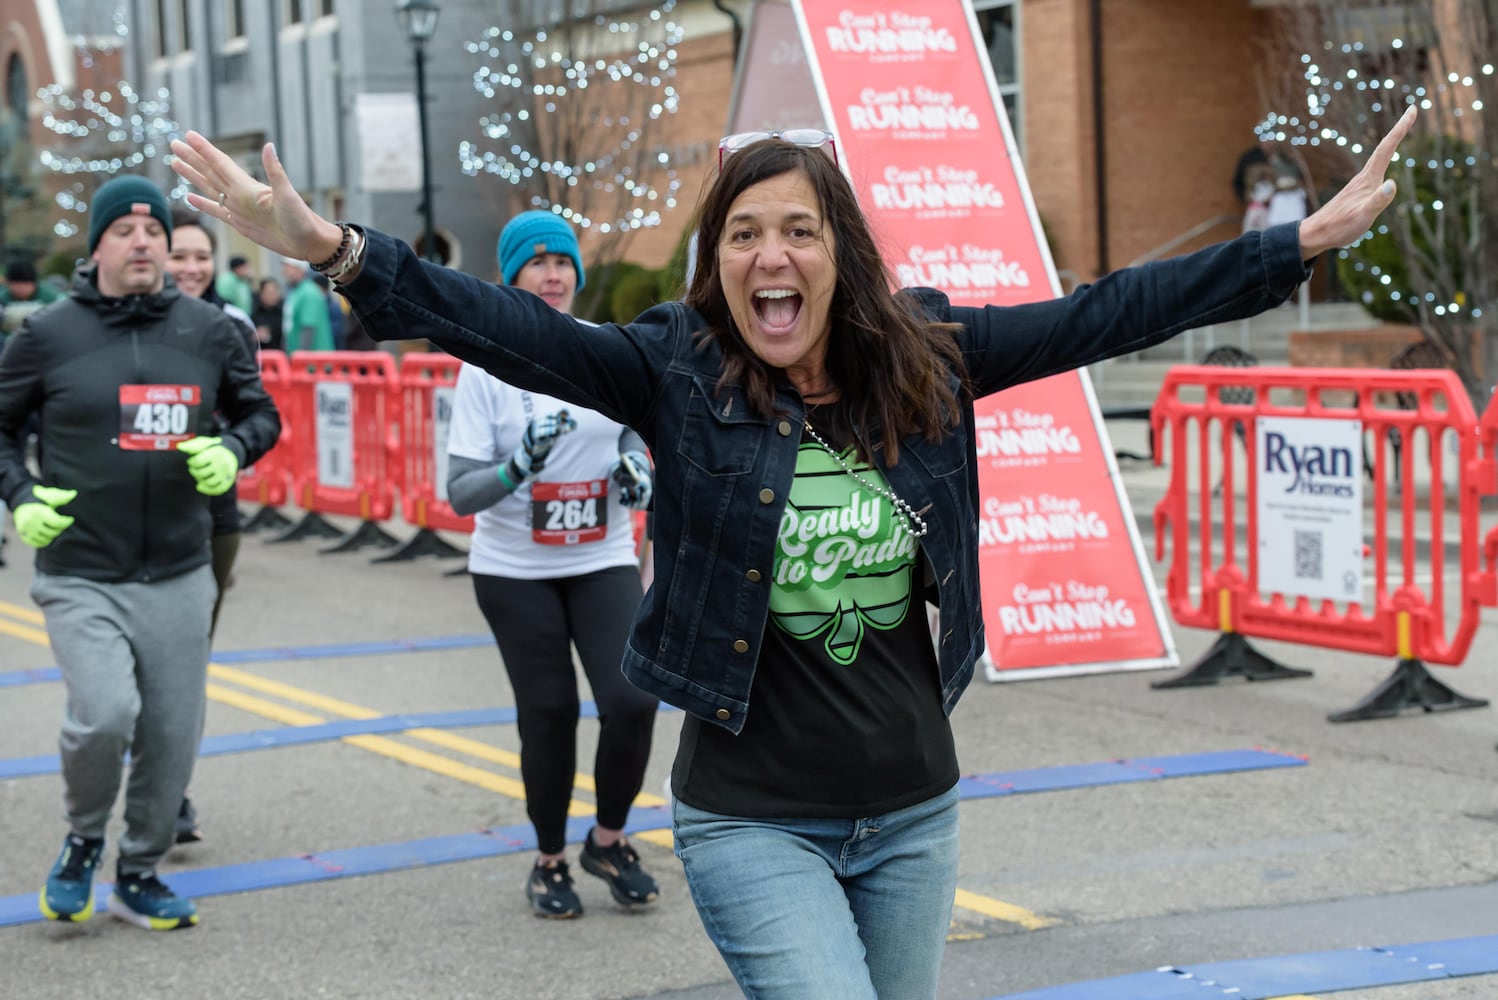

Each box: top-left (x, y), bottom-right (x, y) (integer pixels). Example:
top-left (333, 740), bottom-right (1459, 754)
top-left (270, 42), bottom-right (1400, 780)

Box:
top-left (39, 833), bottom-right (105, 922)
top-left (110, 870), bottom-right (199, 931)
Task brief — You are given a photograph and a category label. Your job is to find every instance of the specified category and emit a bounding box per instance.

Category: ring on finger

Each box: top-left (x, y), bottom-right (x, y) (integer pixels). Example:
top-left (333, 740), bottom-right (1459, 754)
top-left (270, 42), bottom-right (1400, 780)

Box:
top-left (217, 191), bottom-right (228, 208)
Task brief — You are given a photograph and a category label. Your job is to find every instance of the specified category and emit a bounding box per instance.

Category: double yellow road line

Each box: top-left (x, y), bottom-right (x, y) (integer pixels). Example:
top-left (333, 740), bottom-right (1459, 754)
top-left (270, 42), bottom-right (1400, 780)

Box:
top-left (0, 596), bottom-right (653, 831)
top-left (0, 597), bottom-right (1054, 929)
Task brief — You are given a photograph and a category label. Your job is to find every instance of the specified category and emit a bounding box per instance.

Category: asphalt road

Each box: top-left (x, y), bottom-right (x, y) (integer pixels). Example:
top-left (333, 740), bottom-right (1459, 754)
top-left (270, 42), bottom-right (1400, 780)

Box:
top-left (1, 436), bottom-right (1496, 999)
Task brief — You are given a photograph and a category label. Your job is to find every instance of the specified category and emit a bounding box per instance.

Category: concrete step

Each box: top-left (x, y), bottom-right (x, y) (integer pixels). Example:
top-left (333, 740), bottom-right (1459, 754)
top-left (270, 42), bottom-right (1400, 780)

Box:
top-left (1088, 359), bottom-right (1178, 409)
top-left (1133, 301), bottom-right (1376, 363)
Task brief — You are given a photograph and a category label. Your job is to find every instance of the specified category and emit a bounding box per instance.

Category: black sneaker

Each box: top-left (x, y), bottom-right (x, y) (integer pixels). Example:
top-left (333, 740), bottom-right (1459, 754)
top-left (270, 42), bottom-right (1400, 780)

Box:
top-left (173, 797), bottom-right (203, 844)
top-left (526, 860), bottom-right (583, 919)
top-left (580, 830), bottom-right (658, 908)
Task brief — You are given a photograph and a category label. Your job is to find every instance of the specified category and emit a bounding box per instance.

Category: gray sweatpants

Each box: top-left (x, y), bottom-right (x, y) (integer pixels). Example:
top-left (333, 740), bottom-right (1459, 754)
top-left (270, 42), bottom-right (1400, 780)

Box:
top-left (32, 564), bottom-right (215, 876)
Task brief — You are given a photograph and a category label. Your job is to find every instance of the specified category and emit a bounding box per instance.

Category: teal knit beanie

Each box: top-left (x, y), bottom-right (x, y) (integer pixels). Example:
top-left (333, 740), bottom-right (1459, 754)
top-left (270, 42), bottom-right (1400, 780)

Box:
top-left (88, 176), bottom-right (172, 252)
top-left (497, 210), bottom-right (584, 291)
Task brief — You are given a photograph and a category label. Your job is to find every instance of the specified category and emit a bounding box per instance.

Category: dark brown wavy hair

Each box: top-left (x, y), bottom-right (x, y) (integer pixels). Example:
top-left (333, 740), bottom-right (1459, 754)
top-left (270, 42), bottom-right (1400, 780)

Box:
top-left (683, 139), bottom-right (965, 465)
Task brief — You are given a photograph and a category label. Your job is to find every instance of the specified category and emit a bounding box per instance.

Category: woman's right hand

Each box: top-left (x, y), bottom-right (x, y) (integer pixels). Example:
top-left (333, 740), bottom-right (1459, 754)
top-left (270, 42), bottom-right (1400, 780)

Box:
top-left (169, 131), bottom-right (345, 264)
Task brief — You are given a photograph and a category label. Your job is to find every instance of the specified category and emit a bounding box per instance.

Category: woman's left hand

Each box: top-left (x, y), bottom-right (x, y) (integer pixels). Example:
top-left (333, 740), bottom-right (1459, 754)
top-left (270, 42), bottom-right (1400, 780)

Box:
top-left (1297, 105), bottom-right (1416, 259)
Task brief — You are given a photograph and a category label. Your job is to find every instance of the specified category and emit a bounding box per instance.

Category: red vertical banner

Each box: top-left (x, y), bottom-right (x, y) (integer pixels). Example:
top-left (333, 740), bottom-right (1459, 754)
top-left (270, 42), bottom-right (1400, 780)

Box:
top-left (790, 0), bottom-right (1175, 678)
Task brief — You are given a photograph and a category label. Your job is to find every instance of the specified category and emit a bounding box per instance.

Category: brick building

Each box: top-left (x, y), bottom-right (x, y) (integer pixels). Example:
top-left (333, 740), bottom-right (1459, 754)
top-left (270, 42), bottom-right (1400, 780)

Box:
top-left (2, 1), bottom-right (128, 264)
top-left (636, 0), bottom-right (1286, 285)
top-left (3, 1), bottom-right (1395, 290)
top-left (1019, 0), bottom-right (1278, 285)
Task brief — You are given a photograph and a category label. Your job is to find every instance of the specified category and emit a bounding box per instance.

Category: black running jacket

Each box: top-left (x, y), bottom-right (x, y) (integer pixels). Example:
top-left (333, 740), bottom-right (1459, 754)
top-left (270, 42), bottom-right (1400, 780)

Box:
top-left (0, 269), bottom-right (281, 582)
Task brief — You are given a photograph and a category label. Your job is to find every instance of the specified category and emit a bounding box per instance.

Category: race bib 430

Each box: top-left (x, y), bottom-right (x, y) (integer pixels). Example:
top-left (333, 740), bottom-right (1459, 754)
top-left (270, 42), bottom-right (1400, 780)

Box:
top-left (119, 384), bottom-right (201, 450)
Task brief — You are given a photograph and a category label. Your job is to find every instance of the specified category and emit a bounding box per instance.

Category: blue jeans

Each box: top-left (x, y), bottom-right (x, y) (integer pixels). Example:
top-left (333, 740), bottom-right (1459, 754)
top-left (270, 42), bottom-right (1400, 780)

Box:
top-left (673, 785), bottom-right (960, 999)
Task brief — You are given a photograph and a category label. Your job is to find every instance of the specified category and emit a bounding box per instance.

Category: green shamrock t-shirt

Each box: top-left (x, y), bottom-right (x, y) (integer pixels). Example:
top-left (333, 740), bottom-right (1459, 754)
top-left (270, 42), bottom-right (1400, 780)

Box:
top-left (670, 436), bottom-right (959, 819)
top-left (769, 441), bottom-right (921, 663)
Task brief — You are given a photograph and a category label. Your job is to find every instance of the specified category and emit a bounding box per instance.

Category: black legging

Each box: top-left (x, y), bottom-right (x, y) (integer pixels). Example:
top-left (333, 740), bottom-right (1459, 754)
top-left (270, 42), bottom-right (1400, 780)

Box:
top-left (209, 532), bottom-right (240, 637)
top-left (472, 565), bottom-right (656, 855)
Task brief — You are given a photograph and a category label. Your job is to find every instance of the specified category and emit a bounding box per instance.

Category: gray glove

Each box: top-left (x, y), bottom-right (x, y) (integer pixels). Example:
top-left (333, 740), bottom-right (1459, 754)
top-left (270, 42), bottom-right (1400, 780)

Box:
top-left (499, 410), bottom-right (577, 488)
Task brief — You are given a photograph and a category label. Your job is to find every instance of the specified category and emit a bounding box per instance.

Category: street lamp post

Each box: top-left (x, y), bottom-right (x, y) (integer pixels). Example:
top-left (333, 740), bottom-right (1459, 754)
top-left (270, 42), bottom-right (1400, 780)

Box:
top-left (396, 0), bottom-right (441, 263)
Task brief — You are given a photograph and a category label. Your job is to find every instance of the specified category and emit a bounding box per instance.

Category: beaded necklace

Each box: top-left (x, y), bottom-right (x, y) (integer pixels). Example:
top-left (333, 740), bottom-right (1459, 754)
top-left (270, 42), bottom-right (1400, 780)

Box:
top-left (800, 418), bottom-right (928, 540)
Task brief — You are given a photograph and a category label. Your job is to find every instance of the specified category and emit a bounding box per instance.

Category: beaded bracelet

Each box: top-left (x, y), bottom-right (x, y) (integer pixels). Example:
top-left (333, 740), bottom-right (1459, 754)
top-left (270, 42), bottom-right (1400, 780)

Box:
top-left (325, 227), bottom-right (367, 286)
top-left (310, 222), bottom-right (352, 273)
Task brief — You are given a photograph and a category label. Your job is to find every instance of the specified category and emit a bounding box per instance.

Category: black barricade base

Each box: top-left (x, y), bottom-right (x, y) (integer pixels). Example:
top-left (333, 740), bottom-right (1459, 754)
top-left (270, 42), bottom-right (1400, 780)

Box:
top-left (371, 527), bottom-right (466, 564)
top-left (1152, 632), bottom-right (1313, 689)
top-left (320, 519), bottom-right (401, 555)
top-left (269, 511), bottom-right (347, 544)
top-left (1328, 658), bottom-right (1490, 723)
top-left (242, 504), bottom-right (295, 535)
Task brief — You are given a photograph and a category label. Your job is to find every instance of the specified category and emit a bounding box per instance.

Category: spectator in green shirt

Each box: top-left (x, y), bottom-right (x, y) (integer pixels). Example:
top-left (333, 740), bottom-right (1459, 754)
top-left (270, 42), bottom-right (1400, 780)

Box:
top-left (213, 254), bottom-right (254, 314)
top-left (280, 257), bottom-right (333, 353)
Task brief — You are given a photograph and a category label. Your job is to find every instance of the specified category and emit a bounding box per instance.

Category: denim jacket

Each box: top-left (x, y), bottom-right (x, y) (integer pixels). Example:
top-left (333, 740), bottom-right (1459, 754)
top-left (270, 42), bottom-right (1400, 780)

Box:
top-left (344, 222), bottom-right (1310, 733)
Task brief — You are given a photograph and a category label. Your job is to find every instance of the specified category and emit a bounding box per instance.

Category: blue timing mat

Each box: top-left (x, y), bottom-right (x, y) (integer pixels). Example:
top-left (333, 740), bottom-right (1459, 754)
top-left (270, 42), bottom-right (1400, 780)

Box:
top-left (0, 633), bottom-right (498, 688)
top-left (955, 749), bottom-right (1304, 799)
top-left (0, 667), bottom-right (61, 688)
top-left (988, 935), bottom-right (1498, 998)
top-left (0, 814), bottom-right (632, 927)
top-left (0, 698), bottom-right (1297, 787)
top-left (0, 749), bottom-right (1303, 928)
top-left (0, 705), bottom-right (536, 779)
top-left (209, 633), bottom-right (496, 663)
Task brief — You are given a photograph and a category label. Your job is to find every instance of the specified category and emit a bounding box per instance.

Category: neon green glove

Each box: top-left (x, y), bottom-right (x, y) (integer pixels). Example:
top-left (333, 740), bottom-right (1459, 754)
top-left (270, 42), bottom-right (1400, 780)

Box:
top-left (176, 436), bottom-right (240, 496)
top-left (13, 486), bottom-right (77, 548)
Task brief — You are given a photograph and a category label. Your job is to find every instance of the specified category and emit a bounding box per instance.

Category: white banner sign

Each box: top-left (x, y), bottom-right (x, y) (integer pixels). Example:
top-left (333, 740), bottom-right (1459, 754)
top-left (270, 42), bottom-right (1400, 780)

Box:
top-left (433, 386), bottom-right (454, 502)
top-left (1255, 415), bottom-right (1363, 603)
top-left (314, 381), bottom-right (355, 490)
top-left (354, 92), bottom-right (422, 192)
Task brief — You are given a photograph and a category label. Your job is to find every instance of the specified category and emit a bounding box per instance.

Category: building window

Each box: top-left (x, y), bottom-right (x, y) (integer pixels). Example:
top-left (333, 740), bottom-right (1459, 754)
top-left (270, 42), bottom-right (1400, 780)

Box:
top-left (226, 0), bottom-right (246, 40)
top-left (317, 0), bottom-right (335, 18)
top-left (6, 54), bottom-right (27, 123)
top-left (973, 0), bottom-right (1021, 154)
top-left (285, 0), bottom-right (303, 25)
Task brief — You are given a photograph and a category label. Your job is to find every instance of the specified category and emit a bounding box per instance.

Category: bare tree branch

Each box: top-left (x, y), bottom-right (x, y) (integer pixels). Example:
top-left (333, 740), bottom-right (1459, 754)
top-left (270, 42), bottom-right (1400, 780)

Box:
top-left (1262, 0), bottom-right (1496, 404)
top-left (459, 1), bottom-right (685, 310)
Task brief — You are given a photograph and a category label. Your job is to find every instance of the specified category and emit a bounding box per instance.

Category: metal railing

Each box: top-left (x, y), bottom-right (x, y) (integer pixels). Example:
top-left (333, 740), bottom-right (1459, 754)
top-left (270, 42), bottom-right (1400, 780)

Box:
top-left (1125, 213), bottom-right (1240, 268)
top-left (1109, 213), bottom-right (1318, 364)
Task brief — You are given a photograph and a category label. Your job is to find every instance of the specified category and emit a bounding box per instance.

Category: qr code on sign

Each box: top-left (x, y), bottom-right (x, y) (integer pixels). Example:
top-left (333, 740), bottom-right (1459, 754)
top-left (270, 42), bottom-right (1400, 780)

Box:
top-left (1293, 529), bottom-right (1323, 581)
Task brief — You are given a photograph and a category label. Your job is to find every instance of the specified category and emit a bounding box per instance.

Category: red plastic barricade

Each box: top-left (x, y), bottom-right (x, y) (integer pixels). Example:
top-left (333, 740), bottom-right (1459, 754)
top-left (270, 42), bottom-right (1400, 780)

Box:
top-left (1477, 396), bottom-right (1498, 602)
top-left (285, 351), bottom-right (399, 523)
top-left (237, 350), bottom-right (293, 508)
top-left (1150, 365), bottom-right (1489, 720)
top-left (397, 353), bottom-right (474, 535)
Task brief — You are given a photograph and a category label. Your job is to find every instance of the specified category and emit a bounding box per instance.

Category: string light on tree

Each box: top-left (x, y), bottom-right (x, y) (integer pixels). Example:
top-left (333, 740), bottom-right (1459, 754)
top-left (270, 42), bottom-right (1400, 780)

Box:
top-left (1257, 2), bottom-right (1497, 409)
top-left (458, 2), bottom-right (683, 234)
top-left (33, 7), bottom-right (186, 239)
top-left (1261, 30), bottom-right (1488, 323)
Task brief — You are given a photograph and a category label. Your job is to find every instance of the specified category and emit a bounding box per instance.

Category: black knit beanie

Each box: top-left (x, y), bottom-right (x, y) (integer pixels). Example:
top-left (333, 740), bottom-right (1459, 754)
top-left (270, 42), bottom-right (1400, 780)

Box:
top-left (88, 175), bottom-right (173, 252)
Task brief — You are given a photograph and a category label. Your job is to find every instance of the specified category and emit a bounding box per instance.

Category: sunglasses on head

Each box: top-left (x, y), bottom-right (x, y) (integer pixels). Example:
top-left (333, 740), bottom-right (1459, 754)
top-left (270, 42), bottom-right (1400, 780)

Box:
top-left (718, 129), bottom-right (839, 169)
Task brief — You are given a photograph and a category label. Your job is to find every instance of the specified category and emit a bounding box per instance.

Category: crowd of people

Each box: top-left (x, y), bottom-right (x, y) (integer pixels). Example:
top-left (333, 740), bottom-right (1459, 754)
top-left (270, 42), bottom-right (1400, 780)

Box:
top-left (0, 100), bottom-right (1415, 999)
top-left (1, 243), bottom-right (362, 361)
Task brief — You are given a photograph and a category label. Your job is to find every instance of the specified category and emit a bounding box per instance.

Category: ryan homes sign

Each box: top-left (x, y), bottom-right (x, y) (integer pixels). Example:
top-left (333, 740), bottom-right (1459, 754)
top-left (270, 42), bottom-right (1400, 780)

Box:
top-left (1255, 416), bottom-right (1364, 604)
